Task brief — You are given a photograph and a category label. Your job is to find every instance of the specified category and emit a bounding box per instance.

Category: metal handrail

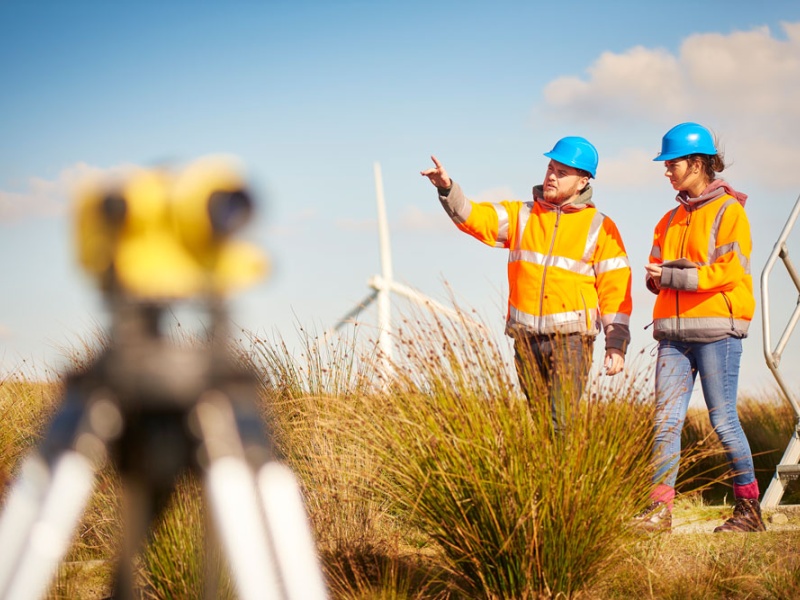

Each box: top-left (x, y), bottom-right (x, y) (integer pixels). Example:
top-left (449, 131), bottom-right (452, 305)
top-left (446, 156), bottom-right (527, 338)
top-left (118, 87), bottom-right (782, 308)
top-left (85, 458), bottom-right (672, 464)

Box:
top-left (761, 193), bottom-right (800, 417)
top-left (760, 192), bottom-right (800, 509)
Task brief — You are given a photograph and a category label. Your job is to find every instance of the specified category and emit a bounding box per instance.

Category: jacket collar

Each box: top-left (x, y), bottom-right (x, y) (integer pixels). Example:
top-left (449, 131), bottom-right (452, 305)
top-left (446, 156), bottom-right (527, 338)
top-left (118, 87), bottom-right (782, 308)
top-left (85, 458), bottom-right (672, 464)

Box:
top-left (677, 179), bottom-right (748, 210)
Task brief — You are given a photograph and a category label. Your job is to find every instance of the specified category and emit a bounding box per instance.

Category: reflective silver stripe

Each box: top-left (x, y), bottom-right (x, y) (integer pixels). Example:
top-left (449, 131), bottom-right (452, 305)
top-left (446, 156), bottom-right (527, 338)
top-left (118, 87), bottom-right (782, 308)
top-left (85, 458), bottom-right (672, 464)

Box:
top-left (707, 198), bottom-right (735, 261)
top-left (652, 208), bottom-right (679, 261)
top-left (654, 316), bottom-right (751, 332)
top-left (506, 205), bottom-right (622, 275)
top-left (509, 305), bottom-right (599, 333)
top-left (582, 212), bottom-right (605, 264)
top-left (509, 249), bottom-right (548, 265)
top-left (705, 198), bottom-right (751, 273)
top-left (711, 241), bottom-right (751, 274)
top-left (493, 204), bottom-right (510, 247)
top-left (600, 312), bottom-right (631, 327)
top-left (650, 244), bottom-right (661, 260)
top-left (514, 202), bottom-right (532, 250)
top-left (595, 256), bottom-right (630, 274)
top-left (550, 255), bottom-right (594, 276)
top-left (509, 249), bottom-right (595, 276)
top-left (665, 207), bottom-right (679, 230)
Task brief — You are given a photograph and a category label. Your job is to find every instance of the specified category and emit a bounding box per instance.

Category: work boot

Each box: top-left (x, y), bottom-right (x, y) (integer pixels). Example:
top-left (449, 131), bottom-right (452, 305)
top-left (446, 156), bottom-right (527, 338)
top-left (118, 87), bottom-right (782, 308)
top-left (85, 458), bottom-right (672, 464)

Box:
top-left (713, 498), bottom-right (766, 533)
top-left (632, 501), bottom-right (672, 533)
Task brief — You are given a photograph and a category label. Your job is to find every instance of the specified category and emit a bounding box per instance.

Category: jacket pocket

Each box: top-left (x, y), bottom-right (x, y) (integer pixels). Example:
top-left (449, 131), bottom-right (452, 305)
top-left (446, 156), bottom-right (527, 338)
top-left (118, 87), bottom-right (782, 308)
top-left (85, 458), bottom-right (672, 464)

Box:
top-left (721, 292), bottom-right (735, 331)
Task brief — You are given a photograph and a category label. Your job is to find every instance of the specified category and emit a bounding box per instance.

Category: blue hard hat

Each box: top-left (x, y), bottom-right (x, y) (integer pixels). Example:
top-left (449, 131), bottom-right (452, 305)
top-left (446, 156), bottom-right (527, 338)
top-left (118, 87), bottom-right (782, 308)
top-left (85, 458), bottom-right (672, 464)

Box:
top-left (654, 122), bottom-right (717, 161)
top-left (544, 136), bottom-right (598, 178)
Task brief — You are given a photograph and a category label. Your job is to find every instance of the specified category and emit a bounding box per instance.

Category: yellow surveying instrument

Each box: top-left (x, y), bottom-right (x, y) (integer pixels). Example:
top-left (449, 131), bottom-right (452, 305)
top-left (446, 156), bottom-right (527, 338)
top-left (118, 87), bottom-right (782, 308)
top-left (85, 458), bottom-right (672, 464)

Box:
top-left (0, 157), bottom-right (328, 599)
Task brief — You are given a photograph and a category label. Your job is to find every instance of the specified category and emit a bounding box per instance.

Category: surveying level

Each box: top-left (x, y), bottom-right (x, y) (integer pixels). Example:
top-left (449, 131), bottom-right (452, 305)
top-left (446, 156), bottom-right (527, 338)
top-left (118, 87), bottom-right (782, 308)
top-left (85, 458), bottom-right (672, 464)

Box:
top-left (74, 155), bottom-right (266, 299)
top-left (0, 157), bottom-right (329, 600)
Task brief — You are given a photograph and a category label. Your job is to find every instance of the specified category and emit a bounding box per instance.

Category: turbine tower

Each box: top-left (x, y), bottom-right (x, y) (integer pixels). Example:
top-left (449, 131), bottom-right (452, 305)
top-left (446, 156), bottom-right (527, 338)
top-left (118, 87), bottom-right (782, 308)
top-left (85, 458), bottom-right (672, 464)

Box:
top-left (330, 162), bottom-right (471, 377)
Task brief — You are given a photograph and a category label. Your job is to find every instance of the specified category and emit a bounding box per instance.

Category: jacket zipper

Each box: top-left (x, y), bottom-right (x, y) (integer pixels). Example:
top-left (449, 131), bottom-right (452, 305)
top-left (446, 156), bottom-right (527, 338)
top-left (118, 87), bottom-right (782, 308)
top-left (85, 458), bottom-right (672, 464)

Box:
top-left (722, 292), bottom-right (735, 331)
top-left (539, 208), bottom-right (560, 334)
top-left (674, 210), bottom-right (692, 332)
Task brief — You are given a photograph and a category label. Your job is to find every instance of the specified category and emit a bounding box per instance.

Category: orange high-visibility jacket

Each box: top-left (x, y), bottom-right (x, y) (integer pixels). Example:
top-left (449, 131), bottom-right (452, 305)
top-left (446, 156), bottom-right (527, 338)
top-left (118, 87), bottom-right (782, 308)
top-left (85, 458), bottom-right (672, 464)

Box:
top-left (440, 182), bottom-right (632, 352)
top-left (648, 188), bottom-right (754, 343)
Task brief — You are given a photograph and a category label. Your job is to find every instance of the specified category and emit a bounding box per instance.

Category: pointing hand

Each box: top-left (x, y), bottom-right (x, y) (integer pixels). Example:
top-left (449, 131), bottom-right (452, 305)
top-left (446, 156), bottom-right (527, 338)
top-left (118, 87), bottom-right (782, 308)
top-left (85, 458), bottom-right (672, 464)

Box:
top-left (420, 155), bottom-right (452, 189)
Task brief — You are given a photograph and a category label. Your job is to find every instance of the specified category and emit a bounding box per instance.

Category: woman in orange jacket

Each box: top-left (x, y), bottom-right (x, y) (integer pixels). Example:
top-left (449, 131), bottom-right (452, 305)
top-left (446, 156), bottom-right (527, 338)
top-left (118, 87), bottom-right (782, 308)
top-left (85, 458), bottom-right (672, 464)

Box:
top-left (636, 122), bottom-right (765, 533)
top-left (421, 137), bottom-right (632, 432)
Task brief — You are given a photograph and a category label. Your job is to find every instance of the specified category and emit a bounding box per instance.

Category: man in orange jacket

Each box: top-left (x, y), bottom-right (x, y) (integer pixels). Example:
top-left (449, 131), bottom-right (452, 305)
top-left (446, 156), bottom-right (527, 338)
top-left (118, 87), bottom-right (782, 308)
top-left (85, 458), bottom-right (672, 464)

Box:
top-left (421, 137), bottom-right (632, 430)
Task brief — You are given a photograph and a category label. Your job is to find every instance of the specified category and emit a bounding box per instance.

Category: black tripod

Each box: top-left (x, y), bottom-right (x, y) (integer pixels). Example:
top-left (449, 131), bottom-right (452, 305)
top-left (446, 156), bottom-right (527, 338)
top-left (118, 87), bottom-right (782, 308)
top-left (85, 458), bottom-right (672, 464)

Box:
top-left (0, 297), bottom-right (328, 600)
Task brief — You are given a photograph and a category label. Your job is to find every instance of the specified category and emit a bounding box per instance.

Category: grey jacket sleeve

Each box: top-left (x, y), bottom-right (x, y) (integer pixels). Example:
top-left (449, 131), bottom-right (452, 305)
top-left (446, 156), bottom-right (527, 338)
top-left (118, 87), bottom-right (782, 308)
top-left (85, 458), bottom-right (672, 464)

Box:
top-left (661, 266), bottom-right (699, 291)
top-left (604, 323), bottom-right (631, 353)
top-left (438, 182), bottom-right (472, 224)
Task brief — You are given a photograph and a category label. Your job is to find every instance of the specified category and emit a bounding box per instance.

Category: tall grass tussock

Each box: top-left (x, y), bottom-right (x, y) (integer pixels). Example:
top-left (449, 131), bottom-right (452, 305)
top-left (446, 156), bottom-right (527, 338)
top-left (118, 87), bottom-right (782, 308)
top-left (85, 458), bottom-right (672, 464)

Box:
top-left (330, 314), bottom-right (658, 598)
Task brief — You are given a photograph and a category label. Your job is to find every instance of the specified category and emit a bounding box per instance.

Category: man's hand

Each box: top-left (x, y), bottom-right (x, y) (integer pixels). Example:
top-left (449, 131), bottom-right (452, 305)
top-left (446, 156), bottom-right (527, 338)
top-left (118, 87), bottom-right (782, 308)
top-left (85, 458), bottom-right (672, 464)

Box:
top-left (604, 348), bottom-right (625, 376)
top-left (420, 155), bottom-right (452, 189)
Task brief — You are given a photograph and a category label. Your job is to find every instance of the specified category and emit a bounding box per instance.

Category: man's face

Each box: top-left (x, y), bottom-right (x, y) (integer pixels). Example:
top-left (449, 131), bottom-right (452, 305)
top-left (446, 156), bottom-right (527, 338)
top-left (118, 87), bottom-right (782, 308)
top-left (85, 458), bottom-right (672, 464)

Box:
top-left (542, 160), bottom-right (589, 204)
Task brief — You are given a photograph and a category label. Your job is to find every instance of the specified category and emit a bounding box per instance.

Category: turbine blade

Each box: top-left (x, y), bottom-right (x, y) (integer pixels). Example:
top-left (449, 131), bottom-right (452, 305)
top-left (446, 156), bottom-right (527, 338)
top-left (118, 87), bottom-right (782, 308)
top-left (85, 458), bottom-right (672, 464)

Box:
top-left (333, 289), bottom-right (379, 330)
top-left (388, 281), bottom-right (461, 318)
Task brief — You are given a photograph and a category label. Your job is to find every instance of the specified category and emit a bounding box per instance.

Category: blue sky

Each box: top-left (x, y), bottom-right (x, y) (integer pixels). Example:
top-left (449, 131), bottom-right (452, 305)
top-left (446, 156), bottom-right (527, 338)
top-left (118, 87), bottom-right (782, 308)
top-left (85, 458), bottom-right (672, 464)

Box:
top-left (3, 1), bottom-right (800, 400)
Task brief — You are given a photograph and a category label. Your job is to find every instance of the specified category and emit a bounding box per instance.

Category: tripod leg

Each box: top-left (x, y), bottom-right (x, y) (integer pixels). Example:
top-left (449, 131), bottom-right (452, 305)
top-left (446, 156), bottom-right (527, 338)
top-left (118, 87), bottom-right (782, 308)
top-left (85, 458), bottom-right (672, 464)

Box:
top-left (195, 394), bottom-right (284, 600)
top-left (0, 450), bottom-right (97, 600)
top-left (257, 462), bottom-right (328, 600)
top-left (206, 457), bottom-right (284, 599)
top-left (0, 455), bottom-right (51, 594)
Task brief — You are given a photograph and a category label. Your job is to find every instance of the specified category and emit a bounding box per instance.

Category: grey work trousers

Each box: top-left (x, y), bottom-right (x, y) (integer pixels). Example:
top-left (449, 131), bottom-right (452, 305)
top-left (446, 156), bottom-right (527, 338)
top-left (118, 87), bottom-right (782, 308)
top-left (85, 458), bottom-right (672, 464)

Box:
top-left (512, 332), bottom-right (594, 432)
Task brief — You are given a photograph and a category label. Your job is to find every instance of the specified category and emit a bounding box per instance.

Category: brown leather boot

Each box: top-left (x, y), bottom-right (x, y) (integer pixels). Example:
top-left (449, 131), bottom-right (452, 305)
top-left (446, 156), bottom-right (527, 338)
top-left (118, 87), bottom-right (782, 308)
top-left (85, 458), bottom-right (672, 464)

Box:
top-left (632, 501), bottom-right (672, 533)
top-left (713, 498), bottom-right (766, 533)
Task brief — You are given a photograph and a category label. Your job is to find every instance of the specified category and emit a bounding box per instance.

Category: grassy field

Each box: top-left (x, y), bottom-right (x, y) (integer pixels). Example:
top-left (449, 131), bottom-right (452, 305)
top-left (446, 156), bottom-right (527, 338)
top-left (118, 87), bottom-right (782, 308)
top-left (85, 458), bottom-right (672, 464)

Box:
top-left (1, 312), bottom-right (799, 599)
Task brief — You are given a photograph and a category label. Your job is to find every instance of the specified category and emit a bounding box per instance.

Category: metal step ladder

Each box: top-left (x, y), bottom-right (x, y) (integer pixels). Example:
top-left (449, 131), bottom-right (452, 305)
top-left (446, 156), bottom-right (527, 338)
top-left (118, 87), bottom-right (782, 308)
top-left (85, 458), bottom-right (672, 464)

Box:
top-left (761, 193), bottom-right (800, 509)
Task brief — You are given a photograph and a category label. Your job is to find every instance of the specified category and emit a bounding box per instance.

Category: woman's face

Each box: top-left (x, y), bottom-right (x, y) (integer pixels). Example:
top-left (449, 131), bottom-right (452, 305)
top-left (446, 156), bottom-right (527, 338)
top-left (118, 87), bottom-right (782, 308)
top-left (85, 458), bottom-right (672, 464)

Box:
top-left (663, 157), bottom-right (705, 195)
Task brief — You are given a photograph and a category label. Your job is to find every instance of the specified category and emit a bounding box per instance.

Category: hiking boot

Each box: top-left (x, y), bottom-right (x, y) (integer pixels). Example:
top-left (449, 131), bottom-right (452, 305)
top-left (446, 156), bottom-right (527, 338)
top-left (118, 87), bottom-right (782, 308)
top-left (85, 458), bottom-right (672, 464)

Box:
top-left (632, 501), bottom-right (672, 533)
top-left (713, 498), bottom-right (766, 533)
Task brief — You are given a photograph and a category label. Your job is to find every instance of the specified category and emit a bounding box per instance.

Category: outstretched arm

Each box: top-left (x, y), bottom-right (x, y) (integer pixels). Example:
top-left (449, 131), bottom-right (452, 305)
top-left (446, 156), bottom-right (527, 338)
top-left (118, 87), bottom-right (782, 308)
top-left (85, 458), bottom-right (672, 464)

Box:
top-left (422, 156), bottom-right (510, 248)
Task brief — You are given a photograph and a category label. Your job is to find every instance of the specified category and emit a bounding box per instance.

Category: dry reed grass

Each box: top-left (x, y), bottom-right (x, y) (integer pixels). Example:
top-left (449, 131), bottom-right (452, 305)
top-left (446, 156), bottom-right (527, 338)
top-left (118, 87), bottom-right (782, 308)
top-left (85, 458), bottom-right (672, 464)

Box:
top-left (1, 305), bottom-right (799, 599)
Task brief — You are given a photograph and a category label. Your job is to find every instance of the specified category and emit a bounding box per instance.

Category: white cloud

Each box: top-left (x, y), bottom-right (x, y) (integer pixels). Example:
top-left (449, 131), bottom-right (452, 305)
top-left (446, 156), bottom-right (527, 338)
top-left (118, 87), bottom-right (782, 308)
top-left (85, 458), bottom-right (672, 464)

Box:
top-left (473, 186), bottom-right (520, 204)
top-left (681, 24), bottom-right (800, 120)
top-left (539, 21), bottom-right (800, 191)
top-left (599, 147), bottom-right (664, 189)
top-left (335, 206), bottom-right (454, 234)
top-left (544, 46), bottom-right (687, 120)
top-left (0, 177), bottom-right (65, 222)
top-left (543, 22), bottom-right (800, 124)
top-left (396, 205), bottom-right (452, 233)
top-left (0, 162), bottom-right (137, 224)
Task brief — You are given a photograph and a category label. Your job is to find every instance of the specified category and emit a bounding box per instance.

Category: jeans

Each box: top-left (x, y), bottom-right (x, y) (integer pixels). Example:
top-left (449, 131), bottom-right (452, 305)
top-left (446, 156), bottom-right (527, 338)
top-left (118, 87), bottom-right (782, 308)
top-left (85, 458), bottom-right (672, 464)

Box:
top-left (513, 333), bottom-right (594, 432)
top-left (652, 337), bottom-right (756, 488)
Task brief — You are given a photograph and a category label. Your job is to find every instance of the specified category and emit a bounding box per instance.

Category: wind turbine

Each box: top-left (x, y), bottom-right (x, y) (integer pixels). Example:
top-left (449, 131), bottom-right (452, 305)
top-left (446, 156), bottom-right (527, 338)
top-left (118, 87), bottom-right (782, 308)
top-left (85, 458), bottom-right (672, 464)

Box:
top-left (330, 162), bottom-right (471, 376)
